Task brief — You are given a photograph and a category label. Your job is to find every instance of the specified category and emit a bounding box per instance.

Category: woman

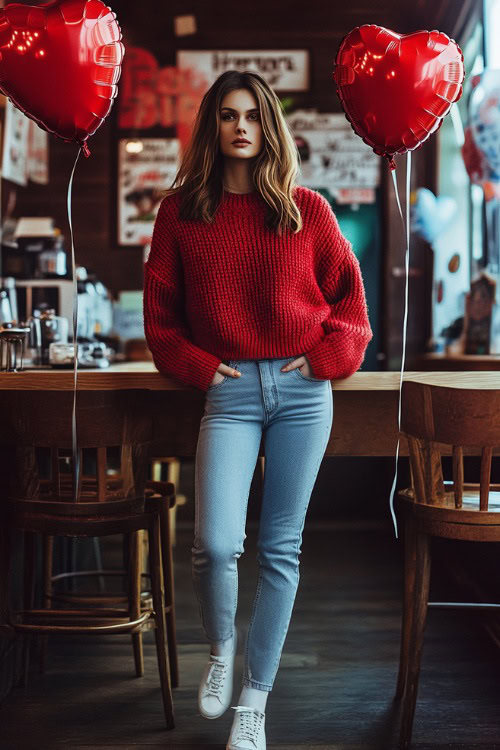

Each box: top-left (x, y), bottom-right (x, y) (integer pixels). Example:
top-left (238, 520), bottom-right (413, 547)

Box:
top-left (143, 69), bottom-right (373, 750)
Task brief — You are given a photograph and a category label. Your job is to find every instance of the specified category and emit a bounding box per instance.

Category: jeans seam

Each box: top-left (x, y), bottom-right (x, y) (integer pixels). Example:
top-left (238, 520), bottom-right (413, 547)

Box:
top-left (244, 567), bottom-right (264, 683)
top-left (233, 469), bottom-right (252, 630)
top-left (192, 446), bottom-right (205, 628)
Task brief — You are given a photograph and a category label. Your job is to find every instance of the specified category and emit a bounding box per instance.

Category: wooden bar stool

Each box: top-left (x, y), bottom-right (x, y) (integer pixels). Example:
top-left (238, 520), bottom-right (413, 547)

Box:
top-left (0, 389), bottom-right (175, 729)
top-left (37, 471), bottom-right (179, 689)
top-left (395, 381), bottom-right (500, 749)
top-left (38, 478), bottom-right (179, 688)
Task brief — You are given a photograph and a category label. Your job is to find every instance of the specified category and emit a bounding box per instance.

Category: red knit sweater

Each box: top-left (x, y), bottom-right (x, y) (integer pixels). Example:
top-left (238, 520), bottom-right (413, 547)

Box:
top-left (143, 185), bottom-right (373, 391)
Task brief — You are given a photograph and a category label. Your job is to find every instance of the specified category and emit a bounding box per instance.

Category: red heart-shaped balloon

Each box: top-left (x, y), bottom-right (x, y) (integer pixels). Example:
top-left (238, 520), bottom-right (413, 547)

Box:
top-left (334, 25), bottom-right (465, 166)
top-left (0, 0), bottom-right (124, 156)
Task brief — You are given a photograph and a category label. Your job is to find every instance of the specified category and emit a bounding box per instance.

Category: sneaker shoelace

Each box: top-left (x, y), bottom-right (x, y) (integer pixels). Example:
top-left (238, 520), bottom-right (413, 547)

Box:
top-left (205, 659), bottom-right (228, 697)
top-left (230, 705), bottom-right (264, 745)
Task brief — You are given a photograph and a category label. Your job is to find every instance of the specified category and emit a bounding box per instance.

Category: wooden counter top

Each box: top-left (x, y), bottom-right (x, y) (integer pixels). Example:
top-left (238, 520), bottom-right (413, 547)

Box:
top-left (0, 364), bottom-right (497, 456)
top-left (0, 362), bottom-right (499, 390)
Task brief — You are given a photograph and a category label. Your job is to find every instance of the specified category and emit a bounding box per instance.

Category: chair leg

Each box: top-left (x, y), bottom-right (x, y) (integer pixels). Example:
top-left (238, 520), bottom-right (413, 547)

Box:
top-left (39, 534), bottom-right (54, 674)
top-left (148, 513), bottom-right (175, 729)
top-left (21, 531), bottom-right (36, 687)
top-left (128, 530), bottom-right (144, 677)
top-left (399, 531), bottom-right (431, 750)
top-left (395, 516), bottom-right (417, 699)
top-left (159, 497), bottom-right (179, 689)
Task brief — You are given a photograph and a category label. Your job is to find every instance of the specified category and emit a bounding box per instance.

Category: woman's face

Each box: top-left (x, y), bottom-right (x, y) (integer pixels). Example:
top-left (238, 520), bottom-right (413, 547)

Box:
top-left (219, 88), bottom-right (263, 161)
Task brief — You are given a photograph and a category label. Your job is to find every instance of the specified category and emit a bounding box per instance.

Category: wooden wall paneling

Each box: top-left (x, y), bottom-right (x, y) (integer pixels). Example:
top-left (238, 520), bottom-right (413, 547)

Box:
top-left (409, 0), bottom-right (482, 40)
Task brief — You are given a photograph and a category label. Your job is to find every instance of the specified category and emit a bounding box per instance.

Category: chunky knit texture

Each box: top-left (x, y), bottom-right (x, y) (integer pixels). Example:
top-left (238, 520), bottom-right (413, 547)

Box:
top-left (143, 185), bottom-right (373, 391)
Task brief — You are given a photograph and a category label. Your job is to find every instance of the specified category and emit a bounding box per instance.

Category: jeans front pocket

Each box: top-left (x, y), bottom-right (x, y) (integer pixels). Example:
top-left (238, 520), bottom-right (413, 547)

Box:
top-left (206, 359), bottom-right (239, 390)
top-left (289, 356), bottom-right (325, 382)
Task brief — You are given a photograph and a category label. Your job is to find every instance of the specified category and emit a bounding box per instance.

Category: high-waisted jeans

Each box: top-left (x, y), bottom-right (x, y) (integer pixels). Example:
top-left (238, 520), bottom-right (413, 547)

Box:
top-left (192, 355), bottom-right (334, 692)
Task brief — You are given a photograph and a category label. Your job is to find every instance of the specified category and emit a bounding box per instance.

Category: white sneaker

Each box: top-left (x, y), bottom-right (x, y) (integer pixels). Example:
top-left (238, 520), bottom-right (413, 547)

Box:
top-left (226, 705), bottom-right (266, 750)
top-left (198, 625), bottom-right (237, 719)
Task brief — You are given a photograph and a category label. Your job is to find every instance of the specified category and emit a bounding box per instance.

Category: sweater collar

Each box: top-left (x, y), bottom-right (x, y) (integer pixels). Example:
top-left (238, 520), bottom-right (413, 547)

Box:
top-left (222, 187), bottom-right (261, 206)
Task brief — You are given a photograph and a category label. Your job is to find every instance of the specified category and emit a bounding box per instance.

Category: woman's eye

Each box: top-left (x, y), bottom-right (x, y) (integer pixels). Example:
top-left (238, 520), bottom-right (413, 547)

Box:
top-left (221, 114), bottom-right (259, 120)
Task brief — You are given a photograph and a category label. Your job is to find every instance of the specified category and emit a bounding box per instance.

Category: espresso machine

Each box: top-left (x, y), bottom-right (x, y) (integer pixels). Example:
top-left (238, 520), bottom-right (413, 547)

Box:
top-left (0, 217), bottom-right (115, 369)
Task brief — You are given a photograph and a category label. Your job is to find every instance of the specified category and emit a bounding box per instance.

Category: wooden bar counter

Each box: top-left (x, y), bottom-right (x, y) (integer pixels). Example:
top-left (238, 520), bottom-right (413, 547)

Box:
top-left (0, 363), bottom-right (498, 457)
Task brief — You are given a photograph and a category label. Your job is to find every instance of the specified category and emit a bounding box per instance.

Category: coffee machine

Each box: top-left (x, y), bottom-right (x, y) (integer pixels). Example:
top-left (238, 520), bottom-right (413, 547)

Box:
top-left (1, 217), bottom-right (115, 367)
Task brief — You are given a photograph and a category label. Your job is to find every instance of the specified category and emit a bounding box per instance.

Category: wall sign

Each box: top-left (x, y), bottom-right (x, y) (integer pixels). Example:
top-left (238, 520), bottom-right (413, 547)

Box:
top-left (177, 50), bottom-right (310, 91)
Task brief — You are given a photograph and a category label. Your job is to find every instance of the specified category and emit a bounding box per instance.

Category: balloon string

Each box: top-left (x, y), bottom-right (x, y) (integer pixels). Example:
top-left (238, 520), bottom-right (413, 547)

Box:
top-left (388, 150), bottom-right (412, 539)
top-left (68, 146), bottom-right (82, 502)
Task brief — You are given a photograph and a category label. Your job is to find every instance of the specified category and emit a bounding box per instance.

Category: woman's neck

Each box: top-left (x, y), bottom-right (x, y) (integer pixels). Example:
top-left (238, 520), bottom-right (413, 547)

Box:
top-left (223, 185), bottom-right (256, 194)
top-left (222, 162), bottom-right (255, 194)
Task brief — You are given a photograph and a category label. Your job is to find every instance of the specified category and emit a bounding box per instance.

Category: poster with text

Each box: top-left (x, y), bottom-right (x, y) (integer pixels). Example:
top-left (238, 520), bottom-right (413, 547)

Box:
top-left (286, 110), bottom-right (381, 202)
top-left (118, 138), bottom-right (180, 246)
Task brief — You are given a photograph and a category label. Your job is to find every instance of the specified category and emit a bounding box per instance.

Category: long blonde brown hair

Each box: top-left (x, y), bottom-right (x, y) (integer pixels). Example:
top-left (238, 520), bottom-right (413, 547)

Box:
top-left (163, 70), bottom-right (303, 235)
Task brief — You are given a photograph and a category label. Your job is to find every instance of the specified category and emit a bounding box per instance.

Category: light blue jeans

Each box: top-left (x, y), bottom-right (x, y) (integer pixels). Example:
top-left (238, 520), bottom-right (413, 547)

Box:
top-left (192, 355), bottom-right (334, 691)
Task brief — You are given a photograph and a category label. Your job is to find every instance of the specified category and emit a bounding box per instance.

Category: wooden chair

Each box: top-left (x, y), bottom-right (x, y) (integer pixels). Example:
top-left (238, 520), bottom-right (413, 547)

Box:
top-left (0, 390), bottom-right (176, 729)
top-left (395, 381), bottom-right (500, 748)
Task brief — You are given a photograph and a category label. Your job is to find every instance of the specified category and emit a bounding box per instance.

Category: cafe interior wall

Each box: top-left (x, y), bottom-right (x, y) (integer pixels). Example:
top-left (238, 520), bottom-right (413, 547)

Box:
top-left (0, 0), bottom-right (486, 528)
top-left (1, 0), bottom-right (481, 362)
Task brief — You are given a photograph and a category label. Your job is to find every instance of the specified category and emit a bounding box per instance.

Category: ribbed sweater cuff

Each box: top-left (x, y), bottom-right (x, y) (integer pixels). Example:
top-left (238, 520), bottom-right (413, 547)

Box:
top-left (305, 329), bottom-right (372, 381)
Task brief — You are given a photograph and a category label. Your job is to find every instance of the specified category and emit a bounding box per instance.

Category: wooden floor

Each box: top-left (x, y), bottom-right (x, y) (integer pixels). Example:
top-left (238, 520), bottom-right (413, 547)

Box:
top-left (1, 525), bottom-right (500, 749)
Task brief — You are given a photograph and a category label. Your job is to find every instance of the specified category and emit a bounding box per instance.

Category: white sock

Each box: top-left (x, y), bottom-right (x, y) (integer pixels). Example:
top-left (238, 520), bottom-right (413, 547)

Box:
top-left (210, 631), bottom-right (234, 657)
top-left (238, 685), bottom-right (268, 713)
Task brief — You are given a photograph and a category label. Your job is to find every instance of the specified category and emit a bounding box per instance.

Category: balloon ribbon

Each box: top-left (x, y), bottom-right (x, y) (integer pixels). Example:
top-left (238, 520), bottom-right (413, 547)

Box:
top-left (388, 151), bottom-right (412, 538)
top-left (67, 146), bottom-right (82, 502)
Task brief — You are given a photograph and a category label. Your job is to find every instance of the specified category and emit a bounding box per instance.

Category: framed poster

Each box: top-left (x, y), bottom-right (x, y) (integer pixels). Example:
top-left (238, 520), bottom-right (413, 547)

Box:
top-left (287, 110), bottom-right (381, 199)
top-left (117, 137), bottom-right (180, 247)
top-left (2, 98), bottom-right (29, 186)
top-left (27, 120), bottom-right (49, 184)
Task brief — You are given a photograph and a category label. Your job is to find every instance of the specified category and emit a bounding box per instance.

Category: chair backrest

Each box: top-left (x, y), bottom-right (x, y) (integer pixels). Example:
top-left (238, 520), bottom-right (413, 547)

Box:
top-left (1, 389), bottom-right (153, 514)
top-left (401, 381), bottom-right (500, 510)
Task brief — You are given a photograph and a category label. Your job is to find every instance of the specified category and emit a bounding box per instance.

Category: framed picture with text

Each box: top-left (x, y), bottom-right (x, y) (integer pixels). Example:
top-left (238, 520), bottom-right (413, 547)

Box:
top-left (117, 137), bottom-right (180, 247)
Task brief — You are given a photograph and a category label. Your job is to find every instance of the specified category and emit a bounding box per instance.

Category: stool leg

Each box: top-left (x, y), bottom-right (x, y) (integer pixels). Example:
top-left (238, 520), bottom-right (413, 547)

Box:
top-left (21, 531), bottom-right (36, 687)
top-left (399, 531), bottom-right (431, 750)
top-left (165, 459), bottom-right (179, 548)
top-left (128, 530), bottom-right (144, 677)
top-left (395, 517), bottom-right (417, 699)
top-left (39, 534), bottom-right (54, 674)
top-left (0, 524), bottom-right (12, 630)
top-left (148, 513), bottom-right (175, 729)
top-left (159, 496), bottom-right (179, 689)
